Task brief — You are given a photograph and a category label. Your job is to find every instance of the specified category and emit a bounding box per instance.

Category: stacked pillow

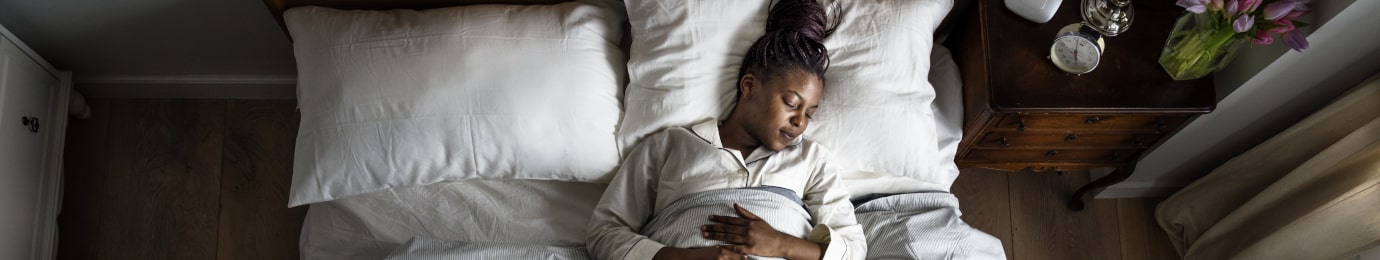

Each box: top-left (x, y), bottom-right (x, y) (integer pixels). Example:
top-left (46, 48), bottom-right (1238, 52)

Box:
top-left (286, 2), bottom-right (626, 207)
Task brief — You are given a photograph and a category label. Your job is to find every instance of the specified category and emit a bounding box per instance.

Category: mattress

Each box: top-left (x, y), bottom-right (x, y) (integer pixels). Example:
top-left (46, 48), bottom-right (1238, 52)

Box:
top-left (300, 45), bottom-right (967, 258)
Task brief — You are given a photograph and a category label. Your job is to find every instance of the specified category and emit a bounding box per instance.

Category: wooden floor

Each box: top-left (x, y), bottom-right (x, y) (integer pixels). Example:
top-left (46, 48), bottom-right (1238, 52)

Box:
top-left (57, 98), bottom-right (1179, 259)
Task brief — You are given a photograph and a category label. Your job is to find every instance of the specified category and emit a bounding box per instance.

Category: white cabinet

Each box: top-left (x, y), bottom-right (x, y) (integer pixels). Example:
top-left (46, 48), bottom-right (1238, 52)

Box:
top-left (0, 25), bottom-right (72, 260)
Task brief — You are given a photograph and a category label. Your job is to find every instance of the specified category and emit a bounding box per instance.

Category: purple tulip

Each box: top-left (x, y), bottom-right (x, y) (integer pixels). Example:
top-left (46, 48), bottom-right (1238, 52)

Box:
top-left (1253, 31), bottom-right (1273, 45)
top-left (1178, 0), bottom-right (1208, 13)
top-left (1286, 3), bottom-right (1312, 20)
top-left (1234, 14), bottom-right (1254, 33)
top-left (1226, 0), bottom-right (1239, 15)
top-left (1240, 0), bottom-right (1262, 13)
top-left (1264, 0), bottom-right (1297, 20)
top-left (1282, 30), bottom-right (1309, 51)
top-left (1266, 19), bottom-right (1296, 35)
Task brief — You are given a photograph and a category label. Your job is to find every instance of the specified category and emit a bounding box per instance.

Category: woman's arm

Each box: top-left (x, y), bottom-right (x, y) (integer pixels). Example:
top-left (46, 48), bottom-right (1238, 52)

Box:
top-left (798, 157), bottom-right (867, 260)
top-left (587, 133), bottom-right (671, 260)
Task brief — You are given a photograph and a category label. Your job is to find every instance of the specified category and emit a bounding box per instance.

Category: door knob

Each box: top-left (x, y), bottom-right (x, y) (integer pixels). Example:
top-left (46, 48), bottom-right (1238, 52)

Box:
top-left (21, 116), bottom-right (40, 133)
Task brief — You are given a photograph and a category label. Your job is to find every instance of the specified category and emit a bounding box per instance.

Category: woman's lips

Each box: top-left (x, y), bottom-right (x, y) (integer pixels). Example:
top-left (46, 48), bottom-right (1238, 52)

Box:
top-left (780, 130), bottom-right (798, 142)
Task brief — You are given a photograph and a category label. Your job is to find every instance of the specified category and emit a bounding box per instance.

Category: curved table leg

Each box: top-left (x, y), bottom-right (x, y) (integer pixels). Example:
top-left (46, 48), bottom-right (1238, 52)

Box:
top-left (1068, 166), bottom-right (1134, 211)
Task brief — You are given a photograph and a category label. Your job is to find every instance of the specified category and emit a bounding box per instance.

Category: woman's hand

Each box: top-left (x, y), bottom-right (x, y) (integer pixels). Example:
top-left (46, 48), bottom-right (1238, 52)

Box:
top-left (652, 246), bottom-right (745, 260)
top-left (702, 204), bottom-right (825, 260)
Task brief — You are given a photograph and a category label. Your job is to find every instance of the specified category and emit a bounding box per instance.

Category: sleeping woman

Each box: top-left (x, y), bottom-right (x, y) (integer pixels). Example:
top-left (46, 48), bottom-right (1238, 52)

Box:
top-left (586, 0), bottom-right (865, 259)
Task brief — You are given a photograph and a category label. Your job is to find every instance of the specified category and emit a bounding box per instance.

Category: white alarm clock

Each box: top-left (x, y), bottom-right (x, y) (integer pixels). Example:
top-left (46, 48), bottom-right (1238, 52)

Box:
top-left (1049, 23), bottom-right (1106, 75)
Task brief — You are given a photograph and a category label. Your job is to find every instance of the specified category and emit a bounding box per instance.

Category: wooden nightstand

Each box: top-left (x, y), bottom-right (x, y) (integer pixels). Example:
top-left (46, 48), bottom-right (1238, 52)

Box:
top-left (952, 0), bottom-right (1215, 210)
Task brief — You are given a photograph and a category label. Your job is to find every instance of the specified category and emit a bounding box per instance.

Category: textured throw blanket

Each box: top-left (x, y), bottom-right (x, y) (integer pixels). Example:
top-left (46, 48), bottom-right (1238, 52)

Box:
top-left (641, 187), bottom-right (814, 259)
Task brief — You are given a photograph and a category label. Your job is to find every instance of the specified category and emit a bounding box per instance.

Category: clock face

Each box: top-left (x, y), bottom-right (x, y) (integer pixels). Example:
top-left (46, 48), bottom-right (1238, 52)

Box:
top-left (1050, 35), bottom-right (1100, 74)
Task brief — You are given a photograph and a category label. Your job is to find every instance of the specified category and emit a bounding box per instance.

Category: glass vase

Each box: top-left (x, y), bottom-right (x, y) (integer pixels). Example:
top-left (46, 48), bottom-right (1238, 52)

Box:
top-left (1158, 12), bottom-right (1248, 80)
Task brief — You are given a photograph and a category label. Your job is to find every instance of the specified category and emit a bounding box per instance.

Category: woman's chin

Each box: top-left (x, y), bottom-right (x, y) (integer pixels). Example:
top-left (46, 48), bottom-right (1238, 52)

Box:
top-left (766, 140), bottom-right (788, 151)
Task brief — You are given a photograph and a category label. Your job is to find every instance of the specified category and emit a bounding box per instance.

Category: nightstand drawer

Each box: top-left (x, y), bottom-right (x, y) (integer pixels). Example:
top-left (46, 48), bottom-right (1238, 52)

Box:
top-left (976, 132), bottom-right (1159, 148)
top-left (995, 115), bottom-right (1185, 132)
top-left (963, 148), bottom-right (1138, 162)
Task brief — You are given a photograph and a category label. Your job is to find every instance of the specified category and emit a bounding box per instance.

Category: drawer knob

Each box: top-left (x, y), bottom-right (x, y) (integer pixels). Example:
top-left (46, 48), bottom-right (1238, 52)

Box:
top-left (1157, 119), bottom-right (1169, 131)
top-left (1017, 120), bottom-right (1027, 131)
top-left (1065, 134), bottom-right (1078, 142)
top-left (1045, 150), bottom-right (1059, 157)
top-left (1085, 116), bottom-right (1101, 124)
top-left (21, 116), bottom-right (40, 133)
top-left (999, 138), bottom-right (1010, 148)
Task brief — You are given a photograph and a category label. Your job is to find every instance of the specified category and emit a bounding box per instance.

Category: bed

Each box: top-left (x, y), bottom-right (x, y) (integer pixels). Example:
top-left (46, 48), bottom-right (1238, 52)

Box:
top-left (262, 0), bottom-right (1004, 258)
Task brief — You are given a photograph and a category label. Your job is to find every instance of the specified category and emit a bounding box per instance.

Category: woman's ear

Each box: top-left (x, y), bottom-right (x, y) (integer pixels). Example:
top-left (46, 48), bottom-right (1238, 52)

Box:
top-left (739, 73), bottom-right (758, 99)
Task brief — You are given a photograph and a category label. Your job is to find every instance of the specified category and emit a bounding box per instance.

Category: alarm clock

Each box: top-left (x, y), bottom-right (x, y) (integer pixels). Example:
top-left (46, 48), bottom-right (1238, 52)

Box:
top-left (1049, 23), bottom-right (1105, 75)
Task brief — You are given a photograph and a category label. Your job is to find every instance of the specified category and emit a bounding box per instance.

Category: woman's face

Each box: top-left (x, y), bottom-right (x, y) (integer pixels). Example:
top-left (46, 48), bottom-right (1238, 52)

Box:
top-left (739, 69), bottom-right (824, 151)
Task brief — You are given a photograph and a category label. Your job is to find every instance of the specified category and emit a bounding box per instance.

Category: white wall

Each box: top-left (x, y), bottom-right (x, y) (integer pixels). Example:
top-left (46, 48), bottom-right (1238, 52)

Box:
top-left (0, 0), bottom-right (296, 77)
top-left (1099, 0), bottom-right (1380, 198)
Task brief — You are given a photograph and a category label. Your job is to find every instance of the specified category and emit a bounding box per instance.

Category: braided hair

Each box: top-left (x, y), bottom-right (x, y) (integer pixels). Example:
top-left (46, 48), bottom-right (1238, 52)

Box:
top-left (736, 0), bottom-right (835, 93)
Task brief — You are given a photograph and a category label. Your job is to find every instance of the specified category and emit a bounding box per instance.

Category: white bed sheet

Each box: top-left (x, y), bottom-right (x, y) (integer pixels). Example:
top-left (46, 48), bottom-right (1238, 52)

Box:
top-left (300, 179), bottom-right (607, 260)
top-left (298, 45), bottom-right (965, 258)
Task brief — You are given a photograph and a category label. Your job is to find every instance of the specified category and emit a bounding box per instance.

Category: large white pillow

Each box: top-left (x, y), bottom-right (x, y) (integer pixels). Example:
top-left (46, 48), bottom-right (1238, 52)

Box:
top-left (287, 2), bottom-right (625, 207)
top-left (810, 0), bottom-right (957, 195)
top-left (618, 0), bottom-right (956, 196)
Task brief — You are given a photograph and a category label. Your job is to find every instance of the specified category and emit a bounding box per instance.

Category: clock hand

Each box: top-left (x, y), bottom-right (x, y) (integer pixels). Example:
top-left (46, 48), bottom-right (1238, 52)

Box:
top-left (1073, 44), bottom-right (1079, 64)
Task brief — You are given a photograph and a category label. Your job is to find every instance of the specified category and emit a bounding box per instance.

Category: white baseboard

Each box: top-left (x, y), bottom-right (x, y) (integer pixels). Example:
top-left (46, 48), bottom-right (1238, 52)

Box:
top-left (76, 75), bottom-right (296, 99)
top-left (1095, 180), bottom-right (1186, 199)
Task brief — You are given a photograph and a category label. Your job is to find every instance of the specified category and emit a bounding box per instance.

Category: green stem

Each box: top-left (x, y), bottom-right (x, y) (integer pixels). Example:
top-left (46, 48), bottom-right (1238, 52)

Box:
top-left (1162, 12), bottom-right (1242, 80)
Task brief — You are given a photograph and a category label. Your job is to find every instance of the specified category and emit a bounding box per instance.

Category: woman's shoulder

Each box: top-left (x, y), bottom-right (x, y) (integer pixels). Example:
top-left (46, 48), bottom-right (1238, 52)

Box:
top-left (795, 137), bottom-right (848, 170)
top-left (628, 125), bottom-right (709, 150)
top-left (794, 137), bottom-right (835, 155)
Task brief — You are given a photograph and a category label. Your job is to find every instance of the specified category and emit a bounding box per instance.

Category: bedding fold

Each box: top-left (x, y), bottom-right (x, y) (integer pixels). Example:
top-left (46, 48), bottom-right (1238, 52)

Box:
top-left (642, 187), bottom-right (814, 260)
top-left (854, 193), bottom-right (1006, 260)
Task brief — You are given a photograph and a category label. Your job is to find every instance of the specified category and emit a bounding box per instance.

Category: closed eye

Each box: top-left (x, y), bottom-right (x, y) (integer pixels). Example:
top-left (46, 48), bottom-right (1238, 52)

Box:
top-left (783, 98), bottom-right (799, 109)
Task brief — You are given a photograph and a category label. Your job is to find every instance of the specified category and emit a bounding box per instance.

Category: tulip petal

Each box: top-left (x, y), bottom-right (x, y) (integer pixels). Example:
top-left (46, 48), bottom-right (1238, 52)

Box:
top-left (1283, 30), bottom-right (1309, 51)
top-left (1264, 0), bottom-right (1296, 20)
top-left (1267, 18), bottom-right (1296, 34)
top-left (1253, 30), bottom-right (1273, 45)
top-left (1244, 0), bottom-right (1262, 13)
top-left (1285, 4), bottom-right (1312, 20)
top-left (1178, 0), bottom-right (1208, 13)
top-left (1234, 15), bottom-right (1254, 33)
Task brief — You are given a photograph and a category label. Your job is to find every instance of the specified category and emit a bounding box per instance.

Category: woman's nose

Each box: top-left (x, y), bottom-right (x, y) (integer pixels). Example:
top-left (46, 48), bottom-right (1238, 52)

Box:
top-left (790, 113), bottom-right (804, 127)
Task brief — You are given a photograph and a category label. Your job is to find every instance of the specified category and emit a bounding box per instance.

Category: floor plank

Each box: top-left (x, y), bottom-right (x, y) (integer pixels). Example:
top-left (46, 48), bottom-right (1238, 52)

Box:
top-left (1119, 198), bottom-right (1181, 260)
top-left (952, 168), bottom-right (1015, 258)
top-left (97, 99), bottom-right (225, 259)
top-left (217, 100), bottom-right (307, 260)
top-left (56, 99), bottom-right (111, 260)
top-left (1008, 170), bottom-right (1123, 260)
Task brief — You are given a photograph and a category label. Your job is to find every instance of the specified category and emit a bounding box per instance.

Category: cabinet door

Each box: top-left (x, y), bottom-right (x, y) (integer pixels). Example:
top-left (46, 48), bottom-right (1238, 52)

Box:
top-left (0, 34), bottom-right (58, 260)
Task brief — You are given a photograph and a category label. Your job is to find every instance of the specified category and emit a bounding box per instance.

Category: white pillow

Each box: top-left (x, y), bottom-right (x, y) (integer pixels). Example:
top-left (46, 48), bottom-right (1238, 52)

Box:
top-left (618, 0), bottom-right (957, 196)
top-left (810, 0), bottom-right (957, 195)
top-left (287, 3), bottom-right (625, 207)
top-left (617, 0), bottom-right (772, 150)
